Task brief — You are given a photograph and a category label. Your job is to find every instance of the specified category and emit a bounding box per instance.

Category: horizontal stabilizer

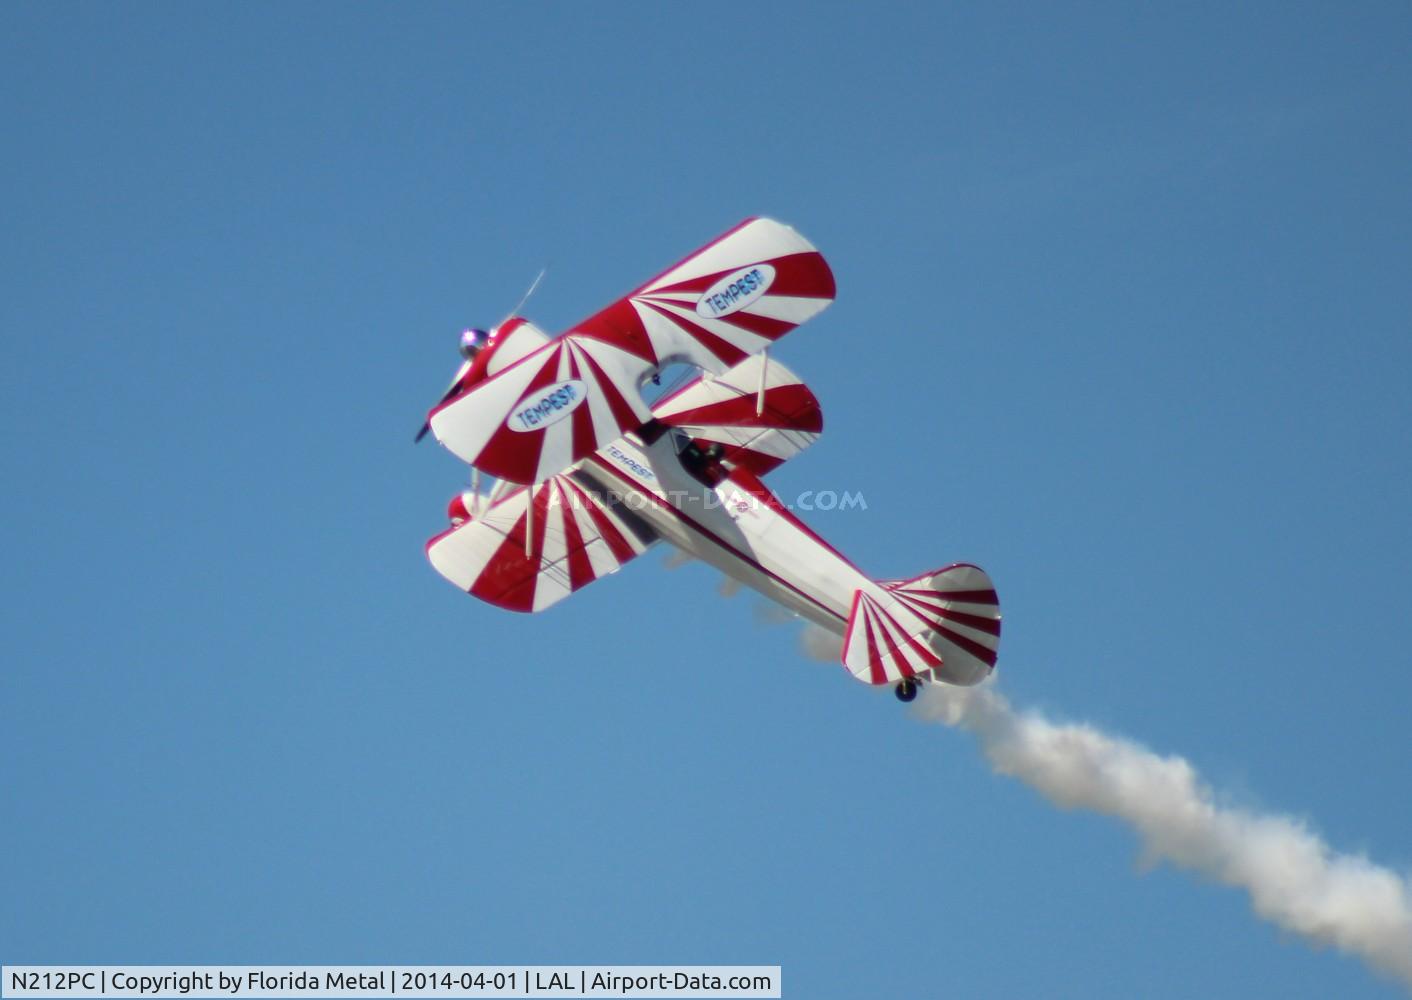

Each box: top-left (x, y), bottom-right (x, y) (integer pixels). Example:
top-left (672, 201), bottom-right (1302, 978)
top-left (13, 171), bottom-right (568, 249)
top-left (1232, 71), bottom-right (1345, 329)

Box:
top-left (843, 564), bottom-right (1000, 687)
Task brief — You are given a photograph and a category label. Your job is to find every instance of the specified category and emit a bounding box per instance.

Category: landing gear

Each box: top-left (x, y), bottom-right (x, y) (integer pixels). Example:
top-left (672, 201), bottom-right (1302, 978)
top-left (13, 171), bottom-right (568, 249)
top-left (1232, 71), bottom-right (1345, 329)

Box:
top-left (894, 679), bottom-right (919, 703)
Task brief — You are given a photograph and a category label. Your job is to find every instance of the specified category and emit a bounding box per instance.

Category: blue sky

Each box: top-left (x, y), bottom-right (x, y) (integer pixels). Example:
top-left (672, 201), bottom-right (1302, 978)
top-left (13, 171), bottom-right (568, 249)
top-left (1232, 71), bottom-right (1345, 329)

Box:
top-left (3, 3), bottom-right (1410, 997)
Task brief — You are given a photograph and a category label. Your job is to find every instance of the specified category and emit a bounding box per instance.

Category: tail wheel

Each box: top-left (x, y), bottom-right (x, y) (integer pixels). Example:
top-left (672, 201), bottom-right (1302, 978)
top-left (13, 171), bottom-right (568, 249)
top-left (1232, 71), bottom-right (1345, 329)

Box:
top-left (894, 679), bottom-right (919, 703)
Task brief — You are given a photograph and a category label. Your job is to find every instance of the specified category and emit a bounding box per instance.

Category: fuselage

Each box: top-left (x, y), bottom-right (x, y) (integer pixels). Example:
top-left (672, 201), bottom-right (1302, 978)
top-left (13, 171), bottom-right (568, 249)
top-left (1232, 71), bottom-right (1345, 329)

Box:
top-left (576, 431), bottom-right (874, 637)
top-left (423, 218), bottom-right (999, 692)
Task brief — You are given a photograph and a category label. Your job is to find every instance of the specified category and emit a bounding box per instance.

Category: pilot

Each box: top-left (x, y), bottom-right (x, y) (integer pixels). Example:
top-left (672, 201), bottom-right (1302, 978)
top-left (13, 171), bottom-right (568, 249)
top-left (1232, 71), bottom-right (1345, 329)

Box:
top-left (677, 435), bottom-right (728, 485)
top-left (459, 327), bottom-right (491, 360)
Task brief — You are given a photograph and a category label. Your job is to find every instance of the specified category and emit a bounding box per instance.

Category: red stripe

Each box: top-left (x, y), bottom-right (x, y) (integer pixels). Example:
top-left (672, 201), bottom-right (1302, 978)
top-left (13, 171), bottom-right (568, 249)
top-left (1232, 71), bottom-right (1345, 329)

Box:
top-left (569, 298), bottom-right (656, 363)
top-left (840, 591), bottom-right (867, 672)
top-left (931, 588), bottom-right (1000, 605)
top-left (529, 482), bottom-right (551, 558)
top-left (890, 589), bottom-right (951, 610)
top-left (474, 427), bottom-right (538, 485)
top-left (557, 481), bottom-right (597, 592)
top-left (648, 247), bottom-right (833, 302)
top-left (432, 339), bottom-right (562, 428)
top-left (553, 218), bottom-right (770, 361)
top-left (470, 558), bottom-right (535, 610)
top-left (763, 251), bottom-right (836, 299)
top-left (893, 592), bottom-right (1001, 637)
top-left (933, 624), bottom-right (1000, 668)
top-left (869, 603), bottom-right (915, 679)
top-left (568, 353), bottom-right (598, 462)
top-left (472, 481), bottom-right (559, 611)
top-left (897, 625), bottom-right (944, 673)
top-left (642, 250), bottom-right (832, 337)
top-left (717, 308), bottom-right (795, 341)
top-left (878, 603), bottom-right (945, 673)
top-left (929, 605), bottom-right (1002, 637)
top-left (577, 346), bottom-right (643, 436)
top-left (470, 510), bottom-right (539, 612)
top-left (564, 476), bottom-right (635, 564)
top-left (519, 348), bottom-right (566, 399)
top-left (861, 604), bottom-right (889, 685)
top-left (638, 274), bottom-right (721, 296)
top-left (576, 488), bottom-right (637, 564)
top-left (471, 349), bottom-right (571, 484)
top-left (658, 384), bottom-right (822, 433)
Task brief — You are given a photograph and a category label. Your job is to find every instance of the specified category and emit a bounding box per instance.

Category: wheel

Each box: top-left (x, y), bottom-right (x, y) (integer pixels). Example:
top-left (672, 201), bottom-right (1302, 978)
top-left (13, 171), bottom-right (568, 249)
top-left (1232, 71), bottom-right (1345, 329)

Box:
top-left (894, 679), bottom-right (919, 703)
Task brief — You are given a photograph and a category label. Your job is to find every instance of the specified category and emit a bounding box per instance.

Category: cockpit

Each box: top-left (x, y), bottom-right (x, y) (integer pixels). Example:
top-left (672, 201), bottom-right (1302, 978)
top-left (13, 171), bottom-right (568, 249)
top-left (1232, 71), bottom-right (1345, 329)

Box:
top-left (673, 429), bottom-right (727, 486)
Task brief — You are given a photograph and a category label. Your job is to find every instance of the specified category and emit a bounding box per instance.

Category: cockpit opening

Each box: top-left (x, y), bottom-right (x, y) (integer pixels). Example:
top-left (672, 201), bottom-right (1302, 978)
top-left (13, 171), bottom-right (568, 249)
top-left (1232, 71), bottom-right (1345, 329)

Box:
top-left (672, 429), bottom-right (727, 486)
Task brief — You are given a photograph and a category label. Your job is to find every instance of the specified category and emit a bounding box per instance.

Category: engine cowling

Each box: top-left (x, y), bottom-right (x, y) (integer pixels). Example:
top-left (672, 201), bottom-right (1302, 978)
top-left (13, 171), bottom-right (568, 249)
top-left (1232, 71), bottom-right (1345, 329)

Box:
top-left (447, 491), bottom-right (477, 526)
top-left (464, 317), bottom-right (553, 387)
top-left (419, 318), bottom-right (558, 445)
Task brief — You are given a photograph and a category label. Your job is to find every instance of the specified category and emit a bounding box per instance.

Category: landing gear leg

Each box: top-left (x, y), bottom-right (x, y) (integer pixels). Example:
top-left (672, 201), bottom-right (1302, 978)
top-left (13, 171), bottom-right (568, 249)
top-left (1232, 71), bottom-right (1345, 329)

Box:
top-left (894, 679), bottom-right (919, 703)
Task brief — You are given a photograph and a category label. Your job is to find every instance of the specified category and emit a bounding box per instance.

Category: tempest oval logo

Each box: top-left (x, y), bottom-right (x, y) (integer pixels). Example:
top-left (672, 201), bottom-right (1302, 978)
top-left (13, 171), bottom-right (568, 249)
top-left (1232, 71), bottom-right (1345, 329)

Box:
top-left (696, 263), bottom-right (776, 319)
top-left (507, 379), bottom-right (586, 432)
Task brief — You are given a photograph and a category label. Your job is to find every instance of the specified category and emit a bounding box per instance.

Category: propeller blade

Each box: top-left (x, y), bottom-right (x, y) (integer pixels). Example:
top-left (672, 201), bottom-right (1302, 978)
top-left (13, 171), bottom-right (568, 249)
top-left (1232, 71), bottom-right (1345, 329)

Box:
top-left (418, 269), bottom-right (542, 447)
top-left (500, 267), bottom-right (547, 325)
top-left (414, 359), bottom-right (475, 445)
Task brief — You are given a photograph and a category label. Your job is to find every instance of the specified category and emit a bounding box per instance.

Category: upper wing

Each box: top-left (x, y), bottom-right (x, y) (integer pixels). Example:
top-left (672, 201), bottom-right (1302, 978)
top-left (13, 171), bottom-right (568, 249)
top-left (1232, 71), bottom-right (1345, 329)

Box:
top-left (427, 217), bottom-right (834, 484)
top-left (426, 471), bottom-right (657, 613)
top-left (650, 353), bottom-right (823, 476)
top-left (571, 216), bottom-right (837, 370)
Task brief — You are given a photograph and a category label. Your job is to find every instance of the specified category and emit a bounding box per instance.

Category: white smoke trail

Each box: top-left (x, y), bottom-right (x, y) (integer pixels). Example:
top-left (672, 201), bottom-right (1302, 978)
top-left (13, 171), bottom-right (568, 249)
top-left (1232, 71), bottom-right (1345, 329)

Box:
top-left (913, 681), bottom-right (1412, 990)
top-left (718, 576), bottom-right (744, 598)
top-left (800, 625), bottom-right (1412, 984)
top-left (661, 550), bottom-right (694, 571)
top-left (800, 622), bottom-right (846, 663)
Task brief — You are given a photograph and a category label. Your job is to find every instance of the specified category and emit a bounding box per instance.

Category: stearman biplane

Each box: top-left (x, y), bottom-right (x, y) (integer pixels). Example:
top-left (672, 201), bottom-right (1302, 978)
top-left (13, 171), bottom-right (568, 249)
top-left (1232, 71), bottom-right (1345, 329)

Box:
top-left (417, 218), bottom-right (999, 701)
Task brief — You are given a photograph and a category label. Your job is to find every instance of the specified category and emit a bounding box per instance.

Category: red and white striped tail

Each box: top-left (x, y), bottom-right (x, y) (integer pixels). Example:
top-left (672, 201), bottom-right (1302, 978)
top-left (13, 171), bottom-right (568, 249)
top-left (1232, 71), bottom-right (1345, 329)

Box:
top-left (842, 564), bottom-right (1001, 688)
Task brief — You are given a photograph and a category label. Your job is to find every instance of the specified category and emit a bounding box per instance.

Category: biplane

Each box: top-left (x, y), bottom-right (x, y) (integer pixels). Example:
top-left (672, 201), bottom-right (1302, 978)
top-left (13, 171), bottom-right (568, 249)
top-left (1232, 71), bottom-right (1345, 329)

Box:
top-left (417, 218), bottom-right (999, 701)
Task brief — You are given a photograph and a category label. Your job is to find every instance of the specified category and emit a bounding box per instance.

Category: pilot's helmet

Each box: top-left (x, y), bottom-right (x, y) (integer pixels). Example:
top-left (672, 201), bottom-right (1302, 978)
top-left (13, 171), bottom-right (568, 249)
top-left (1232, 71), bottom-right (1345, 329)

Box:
top-left (459, 327), bottom-right (491, 361)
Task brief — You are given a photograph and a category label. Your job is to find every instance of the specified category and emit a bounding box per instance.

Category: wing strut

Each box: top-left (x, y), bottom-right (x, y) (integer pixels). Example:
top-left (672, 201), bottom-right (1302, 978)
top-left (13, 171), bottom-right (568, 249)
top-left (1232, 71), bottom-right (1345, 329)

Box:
top-left (756, 347), bottom-right (769, 416)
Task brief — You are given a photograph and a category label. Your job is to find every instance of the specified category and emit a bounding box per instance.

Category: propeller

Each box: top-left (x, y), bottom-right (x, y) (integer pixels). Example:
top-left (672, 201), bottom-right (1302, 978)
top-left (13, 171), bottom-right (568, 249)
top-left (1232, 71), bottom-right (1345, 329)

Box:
top-left (414, 268), bottom-right (548, 444)
top-left (414, 356), bottom-right (474, 443)
top-left (502, 267), bottom-right (546, 325)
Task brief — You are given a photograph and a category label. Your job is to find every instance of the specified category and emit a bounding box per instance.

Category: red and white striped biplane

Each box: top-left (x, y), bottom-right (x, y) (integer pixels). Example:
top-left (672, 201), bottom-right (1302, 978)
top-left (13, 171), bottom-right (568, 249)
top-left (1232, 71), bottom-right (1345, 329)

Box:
top-left (418, 218), bottom-right (999, 701)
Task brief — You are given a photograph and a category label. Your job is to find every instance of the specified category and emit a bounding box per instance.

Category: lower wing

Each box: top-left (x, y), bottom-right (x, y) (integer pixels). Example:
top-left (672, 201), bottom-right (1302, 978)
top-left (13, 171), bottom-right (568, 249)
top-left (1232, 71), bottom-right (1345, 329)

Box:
top-left (427, 471), bottom-right (657, 613)
top-left (428, 354), bottom-right (825, 612)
